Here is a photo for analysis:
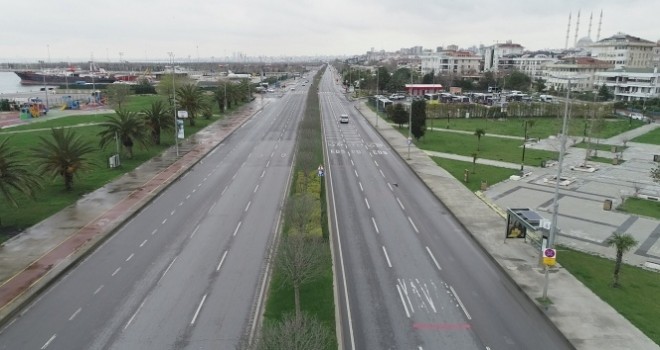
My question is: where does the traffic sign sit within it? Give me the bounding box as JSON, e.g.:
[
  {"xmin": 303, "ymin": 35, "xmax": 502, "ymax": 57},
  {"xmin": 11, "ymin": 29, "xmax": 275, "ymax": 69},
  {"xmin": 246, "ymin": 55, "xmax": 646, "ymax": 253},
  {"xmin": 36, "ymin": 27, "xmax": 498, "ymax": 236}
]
[{"xmin": 543, "ymin": 248, "xmax": 557, "ymax": 266}]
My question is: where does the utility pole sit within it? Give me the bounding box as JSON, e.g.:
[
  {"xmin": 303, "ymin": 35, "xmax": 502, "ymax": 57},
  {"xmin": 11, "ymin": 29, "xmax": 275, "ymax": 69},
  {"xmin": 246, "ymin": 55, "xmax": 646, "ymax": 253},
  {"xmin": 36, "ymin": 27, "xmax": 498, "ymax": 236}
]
[{"xmin": 407, "ymin": 71, "xmax": 413, "ymax": 160}]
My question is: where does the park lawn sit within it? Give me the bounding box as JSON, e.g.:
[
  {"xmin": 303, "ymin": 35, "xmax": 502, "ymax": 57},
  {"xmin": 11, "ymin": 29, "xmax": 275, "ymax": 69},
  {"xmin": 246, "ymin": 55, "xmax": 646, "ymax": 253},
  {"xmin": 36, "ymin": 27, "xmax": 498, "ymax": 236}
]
[
  {"xmin": 430, "ymin": 157, "xmax": 519, "ymax": 192},
  {"xmin": 557, "ymin": 248, "xmax": 660, "ymax": 345},
  {"xmin": 0, "ymin": 114, "xmax": 222, "ymax": 239},
  {"xmin": 632, "ymin": 126, "xmax": 660, "ymax": 145},
  {"xmin": 413, "ymin": 129, "xmax": 558, "ymax": 166},
  {"xmin": 0, "ymin": 113, "xmax": 113, "ymax": 132},
  {"xmin": 617, "ymin": 197, "xmax": 660, "ymax": 219},
  {"xmin": 428, "ymin": 117, "xmax": 646, "ymax": 139}
]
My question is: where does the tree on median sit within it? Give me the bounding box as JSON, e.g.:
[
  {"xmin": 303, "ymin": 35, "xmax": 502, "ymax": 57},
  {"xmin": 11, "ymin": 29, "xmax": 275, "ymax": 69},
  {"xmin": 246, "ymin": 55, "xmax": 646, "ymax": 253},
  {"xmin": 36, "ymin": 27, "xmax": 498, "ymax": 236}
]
[
  {"xmin": 276, "ymin": 235, "xmax": 329, "ymax": 321},
  {"xmin": 257, "ymin": 312, "xmax": 331, "ymax": 350}
]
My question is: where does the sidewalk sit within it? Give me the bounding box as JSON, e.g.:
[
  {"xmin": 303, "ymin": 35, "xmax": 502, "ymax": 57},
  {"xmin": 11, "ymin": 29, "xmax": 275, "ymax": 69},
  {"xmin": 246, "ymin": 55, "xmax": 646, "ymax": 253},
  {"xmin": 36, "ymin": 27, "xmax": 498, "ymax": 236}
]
[
  {"xmin": 355, "ymin": 101, "xmax": 659, "ymax": 350},
  {"xmin": 0, "ymin": 102, "xmax": 263, "ymax": 322}
]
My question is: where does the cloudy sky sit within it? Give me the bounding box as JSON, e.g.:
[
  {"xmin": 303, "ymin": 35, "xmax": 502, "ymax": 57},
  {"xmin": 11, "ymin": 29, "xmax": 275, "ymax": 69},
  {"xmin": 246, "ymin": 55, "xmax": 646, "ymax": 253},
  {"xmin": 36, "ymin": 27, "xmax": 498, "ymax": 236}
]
[{"xmin": 1, "ymin": 0, "xmax": 657, "ymax": 62}]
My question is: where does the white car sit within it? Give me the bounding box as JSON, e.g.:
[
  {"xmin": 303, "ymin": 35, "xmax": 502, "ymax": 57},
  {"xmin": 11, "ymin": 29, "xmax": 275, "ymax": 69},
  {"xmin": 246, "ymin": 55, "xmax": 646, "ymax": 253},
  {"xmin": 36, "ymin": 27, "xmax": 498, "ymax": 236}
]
[{"xmin": 339, "ymin": 114, "xmax": 349, "ymax": 124}]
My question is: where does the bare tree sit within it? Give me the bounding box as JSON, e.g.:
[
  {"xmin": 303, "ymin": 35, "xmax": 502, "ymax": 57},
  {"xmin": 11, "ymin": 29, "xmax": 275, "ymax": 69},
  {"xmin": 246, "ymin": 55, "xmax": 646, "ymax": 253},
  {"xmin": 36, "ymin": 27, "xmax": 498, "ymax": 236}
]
[
  {"xmin": 286, "ymin": 193, "xmax": 317, "ymax": 235},
  {"xmin": 257, "ymin": 312, "xmax": 331, "ymax": 350},
  {"xmin": 105, "ymin": 84, "xmax": 132, "ymax": 109},
  {"xmin": 276, "ymin": 235, "xmax": 329, "ymax": 320}
]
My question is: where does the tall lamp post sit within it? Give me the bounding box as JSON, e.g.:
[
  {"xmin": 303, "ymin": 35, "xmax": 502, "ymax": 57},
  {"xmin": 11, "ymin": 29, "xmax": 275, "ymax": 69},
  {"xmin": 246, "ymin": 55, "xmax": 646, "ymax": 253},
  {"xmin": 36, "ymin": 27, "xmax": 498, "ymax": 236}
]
[
  {"xmin": 375, "ymin": 66, "xmax": 379, "ymax": 128},
  {"xmin": 407, "ymin": 70, "xmax": 413, "ymax": 160},
  {"xmin": 543, "ymin": 75, "xmax": 584, "ymax": 299},
  {"xmin": 168, "ymin": 52, "xmax": 179, "ymax": 157}
]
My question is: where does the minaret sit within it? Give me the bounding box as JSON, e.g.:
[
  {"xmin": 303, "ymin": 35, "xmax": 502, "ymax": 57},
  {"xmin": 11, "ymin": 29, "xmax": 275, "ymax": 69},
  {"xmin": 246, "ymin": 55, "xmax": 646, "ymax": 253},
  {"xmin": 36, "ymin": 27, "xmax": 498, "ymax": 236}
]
[
  {"xmin": 574, "ymin": 10, "xmax": 581, "ymax": 47},
  {"xmin": 565, "ymin": 12, "xmax": 572, "ymax": 49},
  {"xmin": 587, "ymin": 12, "xmax": 593, "ymax": 39},
  {"xmin": 597, "ymin": 10, "xmax": 603, "ymax": 41}
]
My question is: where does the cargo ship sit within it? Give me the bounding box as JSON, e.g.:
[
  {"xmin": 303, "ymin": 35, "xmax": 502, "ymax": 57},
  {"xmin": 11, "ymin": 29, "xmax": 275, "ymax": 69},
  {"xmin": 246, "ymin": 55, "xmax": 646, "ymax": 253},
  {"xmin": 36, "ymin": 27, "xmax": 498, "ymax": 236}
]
[{"xmin": 13, "ymin": 63, "xmax": 116, "ymax": 86}]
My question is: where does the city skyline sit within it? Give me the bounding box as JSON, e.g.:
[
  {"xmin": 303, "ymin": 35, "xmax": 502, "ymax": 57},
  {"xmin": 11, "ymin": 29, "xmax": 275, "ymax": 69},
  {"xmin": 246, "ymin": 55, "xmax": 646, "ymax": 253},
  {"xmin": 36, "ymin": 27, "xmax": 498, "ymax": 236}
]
[{"xmin": 1, "ymin": 0, "xmax": 658, "ymax": 63}]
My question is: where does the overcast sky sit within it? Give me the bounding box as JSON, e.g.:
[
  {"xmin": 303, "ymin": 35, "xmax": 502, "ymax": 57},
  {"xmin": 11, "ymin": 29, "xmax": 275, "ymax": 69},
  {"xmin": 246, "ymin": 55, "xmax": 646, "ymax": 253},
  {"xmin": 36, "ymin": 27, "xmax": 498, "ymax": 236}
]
[{"xmin": 1, "ymin": 0, "xmax": 658, "ymax": 63}]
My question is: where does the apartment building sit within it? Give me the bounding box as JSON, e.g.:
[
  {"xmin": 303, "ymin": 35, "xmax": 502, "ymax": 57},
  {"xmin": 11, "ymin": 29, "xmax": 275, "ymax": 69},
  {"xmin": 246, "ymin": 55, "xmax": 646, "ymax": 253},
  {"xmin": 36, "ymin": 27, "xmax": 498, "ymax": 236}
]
[
  {"xmin": 594, "ymin": 67, "xmax": 660, "ymax": 101},
  {"xmin": 420, "ymin": 50, "xmax": 481, "ymax": 76},
  {"xmin": 543, "ymin": 57, "xmax": 613, "ymax": 91},
  {"xmin": 589, "ymin": 33, "xmax": 656, "ymax": 69},
  {"xmin": 484, "ymin": 41, "xmax": 524, "ymax": 72}
]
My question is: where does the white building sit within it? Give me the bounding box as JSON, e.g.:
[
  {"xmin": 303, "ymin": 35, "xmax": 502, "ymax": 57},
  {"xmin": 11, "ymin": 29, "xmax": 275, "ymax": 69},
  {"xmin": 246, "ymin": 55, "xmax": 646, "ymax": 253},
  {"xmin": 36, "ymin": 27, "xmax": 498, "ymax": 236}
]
[
  {"xmin": 543, "ymin": 57, "xmax": 613, "ymax": 91},
  {"xmin": 484, "ymin": 41, "xmax": 524, "ymax": 72},
  {"xmin": 420, "ymin": 51, "xmax": 481, "ymax": 76},
  {"xmin": 511, "ymin": 53, "xmax": 558, "ymax": 79},
  {"xmin": 589, "ymin": 33, "xmax": 656, "ymax": 69},
  {"xmin": 594, "ymin": 67, "xmax": 660, "ymax": 101}
]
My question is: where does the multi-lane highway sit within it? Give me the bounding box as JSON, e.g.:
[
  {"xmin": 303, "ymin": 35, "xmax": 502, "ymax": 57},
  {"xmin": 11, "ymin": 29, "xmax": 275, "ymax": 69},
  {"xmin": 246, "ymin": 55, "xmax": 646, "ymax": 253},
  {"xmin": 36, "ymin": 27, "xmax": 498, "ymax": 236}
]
[
  {"xmin": 321, "ymin": 67, "xmax": 573, "ymax": 350},
  {"xmin": 0, "ymin": 78, "xmax": 312, "ymax": 349}
]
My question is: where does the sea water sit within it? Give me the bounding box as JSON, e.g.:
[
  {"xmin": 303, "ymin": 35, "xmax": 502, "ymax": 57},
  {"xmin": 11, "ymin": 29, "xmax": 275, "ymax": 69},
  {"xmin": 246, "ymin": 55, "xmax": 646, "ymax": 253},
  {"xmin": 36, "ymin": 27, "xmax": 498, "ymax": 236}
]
[{"xmin": 0, "ymin": 71, "xmax": 57, "ymax": 95}]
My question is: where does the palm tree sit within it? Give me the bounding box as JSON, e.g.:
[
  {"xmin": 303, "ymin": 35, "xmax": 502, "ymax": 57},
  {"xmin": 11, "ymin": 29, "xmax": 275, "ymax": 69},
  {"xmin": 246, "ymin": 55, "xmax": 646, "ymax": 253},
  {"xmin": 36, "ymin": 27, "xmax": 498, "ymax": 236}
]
[
  {"xmin": 142, "ymin": 100, "xmax": 172, "ymax": 145},
  {"xmin": 0, "ymin": 137, "xmax": 42, "ymax": 208},
  {"xmin": 471, "ymin": 152, "xmax": 478, "ymax": 174},
  {"xmin": 98, "ymin": 110, "xmax": 149, "ymax": 159},
  {"xmin": 474, "ymin": 128, "xmax": 486, "ymax": 151},
  {"xmin": 604, "ymin": 232, "xmax": 638, "ymax": 288},
  {"xmin": 176, "ymin": 84, "xmax": 206, "ymax": 126},
  {"xmin": 31, "ymin": 128, "xmax": 96, "ymax": 191}
]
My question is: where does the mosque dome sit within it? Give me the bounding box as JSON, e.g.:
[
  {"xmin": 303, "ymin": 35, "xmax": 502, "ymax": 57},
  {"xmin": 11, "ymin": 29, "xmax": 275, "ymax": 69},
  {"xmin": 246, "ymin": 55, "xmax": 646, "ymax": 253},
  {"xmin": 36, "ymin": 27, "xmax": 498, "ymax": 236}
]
[{"xmin": 576, "ymin": 36, "xmax": 593, "ymax": 48}]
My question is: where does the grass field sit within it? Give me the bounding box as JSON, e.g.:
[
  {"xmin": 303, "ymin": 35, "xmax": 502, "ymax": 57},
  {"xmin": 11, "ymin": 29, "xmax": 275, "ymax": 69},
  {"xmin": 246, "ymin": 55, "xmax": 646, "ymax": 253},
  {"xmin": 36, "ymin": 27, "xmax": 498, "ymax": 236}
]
[
  {"xmin": 410, "ymin": 128, "xmax": 559, "ymax": 166},
  {"xmin": 617, "ymin": 197, "xmax": 660, "ymax": 219},
  {"xmin": 632, "ymin": 126, "xmax": 660, "ymax": 145},
  {"xmin": 557, "ymin": 248, "xmax": 660, "ymax": 345},
  {"xmin": 426, "ymin": 116, "xmax": 646, "ymax": 139},
  {"xmin": 0, "ymin": 93, "xmax": 227, "ymax": 240},
  {"xmin": 430, "ymin": 157, "xmax": 519, "ymax": 192}
]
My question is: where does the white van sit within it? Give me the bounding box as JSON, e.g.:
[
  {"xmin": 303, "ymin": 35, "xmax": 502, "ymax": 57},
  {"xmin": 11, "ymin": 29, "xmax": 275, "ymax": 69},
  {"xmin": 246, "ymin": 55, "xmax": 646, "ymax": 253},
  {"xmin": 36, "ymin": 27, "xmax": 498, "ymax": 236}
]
[{"xmin": 539, "ymin": 95, "xmax": 553, "ymax": 103}]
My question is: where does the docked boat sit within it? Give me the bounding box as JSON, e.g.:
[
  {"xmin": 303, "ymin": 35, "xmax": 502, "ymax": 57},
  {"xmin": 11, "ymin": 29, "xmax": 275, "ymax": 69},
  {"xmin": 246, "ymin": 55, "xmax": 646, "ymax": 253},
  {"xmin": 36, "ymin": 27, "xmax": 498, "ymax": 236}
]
[{"xmin": 13, "ymin": 63, "xmax": 116, "ymax": 86}]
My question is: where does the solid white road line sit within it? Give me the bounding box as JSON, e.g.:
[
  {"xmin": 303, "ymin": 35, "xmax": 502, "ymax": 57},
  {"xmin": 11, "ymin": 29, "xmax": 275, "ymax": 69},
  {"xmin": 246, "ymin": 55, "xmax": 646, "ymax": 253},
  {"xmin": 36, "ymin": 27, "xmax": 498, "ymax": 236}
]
[
  {"xmin": 382, "ymin": 246, "xmax": 392, "ymax": 268},
  {"xmin": 408, "ymin": 216, "xmax": 419, "ymax": 233},
  {"xmin": 125, "ymin": 253, "xmax": 134, "ymax": 262},
  {"xmin": 159, "ymin": 257, "xmax": 177, "ymax": 283},
  {"xmin": 191, "ymin": 225, "xmax": 200, "ymax": 238},
  {"xmin": 364, "ymin": 198, "xmax": 370, "ymax": 209},
  {"xmin": 124, "ymin": 300, "xmax": 146, "ymax": 330},
  {"xmin": 216, "ymin": 251, "xmax": 228, "ymax": 271},
  {"xmin": 450, "ymin": 286, "xmax": 472, "ymax": 320},
  {"xmin": 426, "ymin": 247, "xmax": 442, "ymax": 271},
  {"xmin": 190, "ymin": 294, "xmax": 207, "ymax": 325},
  {"xmin": 41, "ymin": 334, "xmax": 56, "ymax": 349}
]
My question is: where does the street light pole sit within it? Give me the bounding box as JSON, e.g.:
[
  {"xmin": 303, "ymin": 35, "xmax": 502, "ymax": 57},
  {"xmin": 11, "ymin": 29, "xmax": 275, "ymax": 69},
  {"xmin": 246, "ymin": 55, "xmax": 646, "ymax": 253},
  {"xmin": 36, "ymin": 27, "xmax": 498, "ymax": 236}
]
[
  {"xmin": 168, "ymin": 52, "xmax": 179, "ymax": 157},
  {"xmin": 376, "ymin": 67, "xmax": 379, "ymax": 128},
  {"xmin": 407, "ymin": 70, "xmax": 413, "ymax": 160}
]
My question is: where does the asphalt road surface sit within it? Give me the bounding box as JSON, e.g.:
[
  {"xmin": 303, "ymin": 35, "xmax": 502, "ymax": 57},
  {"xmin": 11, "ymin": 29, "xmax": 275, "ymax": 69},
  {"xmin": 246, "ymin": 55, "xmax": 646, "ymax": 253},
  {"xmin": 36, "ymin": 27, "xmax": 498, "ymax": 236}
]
[
  {"xmin": 0, "ymin": 79, "xmax": 312, "ymax": 349},
  {"xmin": 322, "ymin": 67, "xmax": 573, "ymax": 350}
]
